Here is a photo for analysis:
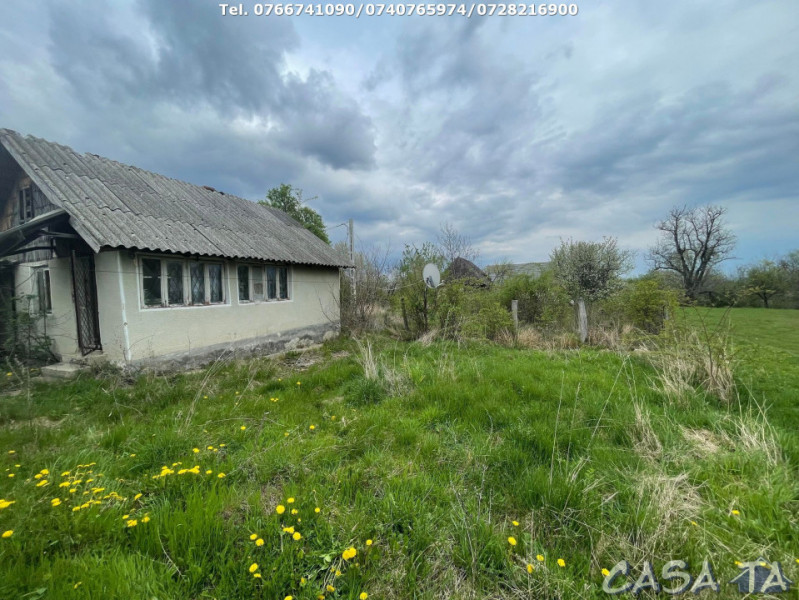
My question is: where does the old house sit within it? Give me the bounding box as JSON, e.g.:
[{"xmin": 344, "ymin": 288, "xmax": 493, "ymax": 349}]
[{"xmin": 0, "ymin": 129, "xmax": 349, "ymax": 367}]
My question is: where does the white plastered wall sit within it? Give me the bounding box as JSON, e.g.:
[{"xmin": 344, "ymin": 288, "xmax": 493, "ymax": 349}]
[{"xmin": 94, "ymin": 250, "xmax": 341, "ymax": 364}]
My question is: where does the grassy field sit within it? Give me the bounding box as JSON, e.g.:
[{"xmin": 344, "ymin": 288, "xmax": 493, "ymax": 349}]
[{"xmin": 1, "ymin": 309, "xmax": 798, "ymax": 599}]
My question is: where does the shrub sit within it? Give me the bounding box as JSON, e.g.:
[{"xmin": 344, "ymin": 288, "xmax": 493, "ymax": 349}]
[
  {"xmin": 495, "ymin": 272, "xmax": 571, "ymax": 329},
  {"xmin": 620, "ymin": 277, "xmax": 679, "ymax": 334},
  {"xmin": 436, "ymin": 283, "xmax": 513, "ymax": 341}
]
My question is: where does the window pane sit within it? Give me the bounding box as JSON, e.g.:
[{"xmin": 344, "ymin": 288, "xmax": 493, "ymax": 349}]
[
  {"xmin": 238, "ymin": 265, "xmax": 250, "ymax": 301},
  {"xmin": 278, "ymin": 267, "xmax": 288, "ymax": 300},
  {"xmin": 43, "ymin": 270, "xmax": 52, "ymax": 312},
  {"xmin": 167, "ymin": 262, "xmax": 184, "ymax": 305},
  {"xmin": 208, "ymin": 264, "xmax": 223, "ymax": 303},
  {"xmin": 36, "ymin": 270, "xmax": 51, "ymax": 313},
  {"xmin": 266, "ymin": 266, "xmax": 276, "ymax": 300},
  {"xmin": 253, "ymin": 268, "xmax": 264, "ymax": 301},
  {"xmin": 142, "ymin": 258, "xmax": 162, "ymax": 306},
  {"xmin": 190, "ymin": 262, "xmax": 205, "ymax": 304}
]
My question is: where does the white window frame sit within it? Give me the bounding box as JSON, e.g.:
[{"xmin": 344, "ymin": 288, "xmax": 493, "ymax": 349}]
[{"xmin": 139, "ymin": 255, "xmax": 227, "ymax": 309}]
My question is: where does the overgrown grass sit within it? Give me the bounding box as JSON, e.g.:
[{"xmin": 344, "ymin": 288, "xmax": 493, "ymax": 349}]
[{"xmin": 1, "ymin": 319, "xmax": 798, "ymax": 599}]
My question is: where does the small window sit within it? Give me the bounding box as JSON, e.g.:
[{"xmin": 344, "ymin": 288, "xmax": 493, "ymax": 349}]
[
  {"xmin": 266, "ymin": 266, "xmax": 277, "ymax": 300},
  {"xmin": 238, "ymin": 265, "xmax": 250, "ymax": 302},
  {"xmin": 142, "ymin": 258, "xmax": 162, "ymax": 307},
  {"xmin": 36, "ymin": 269, "xmax": 52, "ymax": 314},
  {"xmin": 190, "ymin": 262, "xmax": 205, "ymax": 305},
  {"xmin": 208, "ymin": 264, "xmax": 223, "ymax": 303},
  {"xmin": 167, "ymin": 261, "xmax": 184, "ymax": 305},
  {"xmin": 18, "ymin": 187, "xmax": 33, "ymax": 223},
  {"xmin": 278, "ymin": 266, "xmax": 289, "ymax": 300},
  {"xmin": 253, "ymin": 271, "xmax": 264, "ymax": 302}
]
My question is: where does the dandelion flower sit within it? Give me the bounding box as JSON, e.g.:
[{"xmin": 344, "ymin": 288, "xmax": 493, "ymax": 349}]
[
  {"xmin": 122, "ymin": 514, "xmax": 130, "ymax": 519},
  {"xmin": 507, "ymin": 537, "xmax": 517, "ymax": 546},
  {"xmin": 335, "ymin": 570, "xmax": 342, "ymax": 577},
  {"xmin": 51, "ymin": 498, "xmax": 62, "ymax": 507},
  {"xmin": 512, "ymin": 520, "xmax": 519, "ymax": 526},
  {"xmin": 536, "ymin": 554, "xmax": 544, "ymax": 562},
  {"xmin": 193, "ymin": 448, "xmax": 200, "ymax": 453},
  {"xmin": 284, "ymin": 432, "xmax": 289, "ymax": 437},
  {"xmin": 130, "ymin": 453, "xmax": 136, "ymax": 457},
  {"xmin": 734, "ymin": 561, "xmax": 742, "ymax": 567},
  {"xmin": 291, "ymin": 508, "xmax": 298, "ymax": 515},
  {"xmin": 284, "ymin": 597, "xmax": 293, "ymax": 600},
  {"xmin": 41, "ymin": 469, "xmax": 50, "ymax": 475},
  {"xmin": 217, "ymin": 472, "xmax": 226, "ymax": 478},
  {"xmin": 690, "ymin": 521, "xmax": 698, "ymax": 526},
  {"xmin": 240, "ymin": 426, "xmax": 247, "ymax": 431},
  {"xmin": 296, "ymin": 381, "xmax": 301, "ymax": 386},
  {"xmin": 0, "ymin": 499, "xmax": 15, "ymax": 509},
  {"xmin": 127, "ymin": 519, "xmax": 138, "ymax": 527},
  {"xmin": 142, "ymin": 515, "xmax": 150, "ymax": 523},
  {"xmin": 527, "ymin": 564, "xmax": 534, "ymax": 573},
  {"xmin": 249, "ymin": 563, "xmax": 259, "ymax": 573},
  {"xmin": 36, "ymin": 480, "xmax": 49, "ymax": 487},
  {"xmin": 276, "ymin": 505, "xmax": 286, "ymax": 514},
  {"xmin": 287, "ymin": 498, "xmax": 295, "ymax": 504},
  {"xmin": 342, "ymin": 547, "xmax": 357, "ymax": 560},
  {"xmin": 293, "ymin": 532, "xmax": 302, "ymax": 541},
  {"xmin": 73, "ymin": 582, "xmax": 82, "ymax": 589},
  {"xmin": 134, "ymin": 493, "xmax": 142, "ymax": 501},
  {"xmin": 7, "ymin": 474, "xmax": 14, "ymax": 478},
  {"xmin": 602, "ymin": 568, "xmax": 610, "ymax": 576},
  {"xmin": 256, "ymin": 538, "xmax": 265, "ymax": 546},
  {"xmin": 250, "ymin": 533, "xmax": 258, "ymax": 540},
  {"xmin": 360, "ymin": 594, "xmax": 368, "ymax": 600},
  {"xmin": 206, "ymin": 470, "xmax": 213, "ymax": 475},
  {"xmin": 731, "ymin": 509, "xmax": 740, "ymax": 516},
  {"xmin": 253, "ymin": 573, "xmax": 261, "ymax": 579},
  {"xmin": 557, "ymin": 558, "xmax": 566, "ymax": 567},
  {"xmin": 300, "ymin": 577, "xmax": 306, "ymax": 585},
  {"xmin": 366, "ymin": 539, "xmax": 373, "ymax": 546},
  {"xmin": 326, "ymin": 585, "xmax": 336, "ymax": 593},
  {"xmin": 7, "ymin": 450, "xmax": 14, "ymax": 454},
  {"xmin": 283, "ymin": 526, "xmax": 295, "ymax": 534},
  {"xmin": 309, "ymin": 425, "xmax": 315, "ymax": 430},
  {"xmin": 314, "ymin": 507, "xmax": 320, "ymax": 513}
]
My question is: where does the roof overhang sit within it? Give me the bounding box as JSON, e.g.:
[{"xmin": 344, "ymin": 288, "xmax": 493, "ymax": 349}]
[{"xmin": 0, "ymin": 209, "xmax": 68, "ymax": 258}]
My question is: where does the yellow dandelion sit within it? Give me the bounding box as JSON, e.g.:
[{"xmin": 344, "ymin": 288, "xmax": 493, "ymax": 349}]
[
  {"xmin": 287, "ymin": 497, "xmax": 295, "ymax": 504},
  {"xmin": 51, "ymin": 498, "xmax": 62, "ymax": 507},
  {"xmin": 309, "ymin": 425, "xmax": 315, "ymax": 430},
  {"xmin": 126, "ymin": 519, "xmax": 138, "ymax": 527},
  {"xmin": 220, "ymin": 443, "xmax": 226, "ymax": 447},
  {"xmin": 122, "ymin": 514, "xmax": 129, "ymax": 519},
  {"xmin": 735, "ymin": 561, "xmax": 742, "ymax": 566},
  {"xmin": 206, "ymin": 470, "xmax": 213, "ymax": 475},
  {"xmin": 240, "ymin": 426, "xmax": 246, "ymax": 431},
  {"xmin": 217, "ymin": 472, "xmax": 226, "ymax": 478},
  {"xmin": 291, "ymin": 508, "xmax": 298, "ymax": 515},
  {"xmin": 300, "ymin": 577, "xmax": 306, "ymax": 585},
  {"xmin": 315, "ymin": 507, "xmax": 321, "ymax": 513},
  {"xmin": 527, "ymin": 564, "xmax": 534, "ymax": 573},
  {"xmin": 249, "ymin": 563, "xmax": 259, "ymax": 573},
  {"xmin": 0, "ymin": 499, "xmax": 14, "ymax": 509},
  {"xmin": 507, "ymin": 537, "xmax": 517, "ymax": 546},
  {"xmin": 249, "ymin": 533, "xmax": 258, "ymax": 540},
  {"xmin": 276, "ymin": 505, "xmax": 286, "ymax": 514},
  {"xmin": 41, "ymin": 469, "xmax": 49, "ymax": 475},
  {"xmin": 342, "ymin": 546, "xmax": 357, "ymax": 560},
  {"xmin": 207, "ymin": 446, "xmax": 214, "ymax": 450},
  {"xmin": 256, "ymin": 538, "xmax": 265, "ymax": 546},
  {"xmin": 731, "ymin": 509, "xmax": 740, "ymax": 516},
  {"xmin": 690, "ymin": 520, "xmax": 698, "ymax": 526},
  {"xmin": 134, "ymin": 493, "xmax": 142, "ymax": 501},
  {"xmin": 60, "ymin": 471, "xmax": 70, "ymax": 477},
  {"xmin": 335, "ymin": 569, "xmax": 342, "ymax": 577},
  {"xmin": 130, "ymin": 453, "xmax": 136, "ymax": 457},
  {"xmin": 284, "ymin": 597, "xmax": 293, "ymax": 600},
  {"xmin": 7, "ymin": 474, "xmax": 14, "ymax": 478},
  {"xmin": 512, "ymin": 520, "xmax": 519, "ymax": 526},
  {"xmin": 360, "ymin": 594, "xmax": 368, "ymax": 600},
  {"xmin": 557, "ymin": 558, "xmax": 566, "ymax": 567},
  {"xmin": 331, "ymin": 415, "xmax": 336, "ymax": 421},
  {"xmin": 73, "ymin": 582, "xmax": 82, "ymax": 589},
  {"xmin": 36, "ymin": 480, "xmax": 49, "ymax": 487},
  {"xmin": 253, "ymin": 573, "xmax": 262, "ymax": 579},
  {"xmin": 142, "ymin": 515, "xmax": 150, "ymax": 523},
  {"xmin": 7, "ymin": 450, "xmax": 14, "ymax": 454},
  {"xmin": 536, "ymin": 554, "xmax": 544, "ymax": 562},
  {"xmin": 366, "ymin": 539, "xmax": 373, "ymax": 546},
  {"xmin": 602, "ymin": 568, "xmax": 610, "ymax": 576},
  {"xmin": 284, "ymin": 432, "xmax": 289, "ymax": 437},
  {"xmin": 34, "ymin": 473, "xmax": 42, "ymax": 479},
  {"xmin": 193, "ymin": 448, "xmax": 200, "ymax": 453},
  {"xmin": 293, "ymin": 531, "xmax": 302, "ymax": 541},
  {"xmin": 283, "ymin": 526, "xmax": 295, "ymax": 534},
  {"xmin": 296, "ymin": 381, "xmax": 301, "ymax": 386},
  {"xmin": 326, "ymin": 584, "xmax": 336, "ymax": 593}
]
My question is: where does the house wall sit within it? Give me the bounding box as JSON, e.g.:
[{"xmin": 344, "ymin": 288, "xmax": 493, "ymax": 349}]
[
  {"xmin": 13, "ymin": 257, "xmax": 80, "ymax": 359},
  {"xmin": 94, "ymin": 250, "xmax": 340, "ymax": 367}
]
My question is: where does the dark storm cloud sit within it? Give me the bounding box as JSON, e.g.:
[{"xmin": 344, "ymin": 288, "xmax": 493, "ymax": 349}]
[{"xmin": 45, "ymin": 0, "xmax": 375, "ymax": 171}]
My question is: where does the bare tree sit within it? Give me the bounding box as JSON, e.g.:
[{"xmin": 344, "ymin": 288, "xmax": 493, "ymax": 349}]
[
  {"xmin": 437, "ymin": 222, "xmax": 479, "ymax": 265},
  {"xmin": 332, "ymin": 241, "xmax": 392, "ymax": 333},
  {"xmin": 648, "ymin": 205, "xmax": 736, "ymax": 301}
]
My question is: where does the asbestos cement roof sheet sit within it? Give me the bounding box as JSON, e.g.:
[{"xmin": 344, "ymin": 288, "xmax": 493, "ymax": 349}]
[{"xmin": 0, "ymin": 129, "xmax": 351, "ymax": 268}]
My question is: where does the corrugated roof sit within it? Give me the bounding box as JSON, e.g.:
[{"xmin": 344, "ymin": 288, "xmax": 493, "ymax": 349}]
[{"xmin": 0, "ymin": 129, "xmax": 351, "ymax": 268}]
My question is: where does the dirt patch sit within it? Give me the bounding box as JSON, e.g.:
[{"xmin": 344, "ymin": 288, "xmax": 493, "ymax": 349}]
[{"xmin": 6, "ymin": 415, "xmax": 66, "ymax": 430}]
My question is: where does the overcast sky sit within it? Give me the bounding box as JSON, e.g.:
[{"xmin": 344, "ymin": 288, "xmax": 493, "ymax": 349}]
[{"xmin": 1, "ymin": 0, "xmax": 796, "ymax": 271}]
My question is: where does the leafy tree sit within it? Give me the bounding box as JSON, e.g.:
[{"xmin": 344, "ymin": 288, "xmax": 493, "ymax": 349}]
[
  {"xmin": 647, "ymin": 205, "xmax": 736, "ymax": 300},
  {"xmin": 260, "ymin": 183, "xmax": 330, "ymax": 243},
  {"xmin": 550, "ymin": 237, "xmax": 633, "ymax": 341},
  {"xmin": 742, "ymin": 260, "xmax": 786, "ymax": 308},
  {"xmin": 392, "ymin": 242, "xmax": 445, "ymax": 335}
]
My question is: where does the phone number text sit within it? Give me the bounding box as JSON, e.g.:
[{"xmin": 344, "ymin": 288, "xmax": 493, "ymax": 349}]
[{"xmin": 219, "ymin": 3, "xmax": 579, "ymax": 17}]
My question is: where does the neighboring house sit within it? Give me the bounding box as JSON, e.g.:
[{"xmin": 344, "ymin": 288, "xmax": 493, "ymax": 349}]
[
  {"xmin": 485, "ymin": 261, "xmax": 550, "ymax": 283},
  {"xmin": 0, "ymin": 129, "xmax": 350, "ymax": 367},
  {"xmin": 445, "ymin": 257, "xmax": 491, "ymax": 287}
]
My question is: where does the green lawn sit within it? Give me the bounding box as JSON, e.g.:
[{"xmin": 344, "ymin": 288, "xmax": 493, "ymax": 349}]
[{"xmin": 1, "ymin": 314, "xmax": 798, "ymax": 599}]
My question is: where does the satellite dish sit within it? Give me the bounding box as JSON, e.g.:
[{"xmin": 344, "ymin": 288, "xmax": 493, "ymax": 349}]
[{"xmin": 422, "ymin": 263, "xmax": 441, "ymax": 289}]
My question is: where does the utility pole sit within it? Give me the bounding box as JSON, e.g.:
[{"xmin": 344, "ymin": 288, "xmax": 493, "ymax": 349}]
[{"xmin": 348, "ymin": 218, "xmax": 356, "ymax": 304}]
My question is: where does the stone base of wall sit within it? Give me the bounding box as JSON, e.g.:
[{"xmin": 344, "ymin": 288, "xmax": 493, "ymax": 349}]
[{"xmin": 94, "ymin": 321, "xmax": 340, "ymax": 372}]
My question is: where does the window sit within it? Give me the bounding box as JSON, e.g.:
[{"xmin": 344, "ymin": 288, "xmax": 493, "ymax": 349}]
[
  {"xmin": 141, "ymin": 257, "xmax": 225, "ymax": 308},
  {"xmin": 265, "ymin": 265, "xmax": 290, "ymax": 301},
  {"xmin": 36, "ymin": 269, "xmax": 52, "ymax": 314},
  {"xmin": 142, "ymin": 258, "xmax": 162, "ymax": 307},
  {"xmin": 18, "ymin": 187, "xmax": 33, "ymax": 223},
  {"xmin": 167, "ymin": 262, "xmax": 184, "ymax": 305},
  {"xmin": 238, "ymin": 265, "xmax": 250, "ymax": 302}
]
